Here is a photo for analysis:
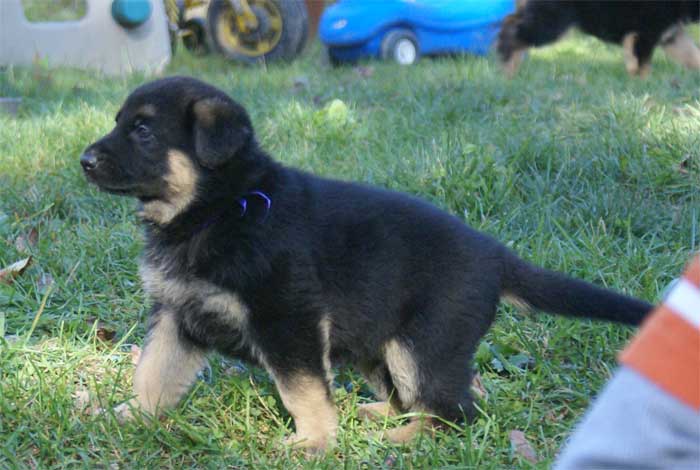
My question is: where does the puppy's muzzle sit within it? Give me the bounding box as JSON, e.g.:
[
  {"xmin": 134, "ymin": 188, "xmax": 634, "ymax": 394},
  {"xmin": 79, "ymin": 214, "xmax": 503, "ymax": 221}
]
[{"xmin": 80, "ymin": 152, "xmax": 99, "ymax": 172}]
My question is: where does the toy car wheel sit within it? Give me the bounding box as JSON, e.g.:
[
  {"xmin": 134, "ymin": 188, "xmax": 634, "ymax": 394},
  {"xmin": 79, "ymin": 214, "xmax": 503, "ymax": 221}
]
[
  {"xmin": 207, "ymin": 0, "xmax": 308, "ymax": 63},
  {"xmin": 381, "ymin": 29, "xmax": 419, "ymax": 65},
  {"xmin": 325, "ymin": 47, "xmax": 344, "ymax": 67},
  {"xmin": 182, "ymin": 19, "xmax": 210, "ymax": 56}
]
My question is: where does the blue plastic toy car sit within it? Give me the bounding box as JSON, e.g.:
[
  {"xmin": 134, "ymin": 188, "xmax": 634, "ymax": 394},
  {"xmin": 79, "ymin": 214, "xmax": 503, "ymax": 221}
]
[{"xmin": 319, "ymin": 0, "xmax": 516, "ymax": 65}]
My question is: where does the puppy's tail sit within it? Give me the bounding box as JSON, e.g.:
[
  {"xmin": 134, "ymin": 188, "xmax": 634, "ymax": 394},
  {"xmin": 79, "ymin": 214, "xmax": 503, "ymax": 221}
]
[{"xmin": 501, "ymin": 252, "xmax": 653, "ymax": 326}]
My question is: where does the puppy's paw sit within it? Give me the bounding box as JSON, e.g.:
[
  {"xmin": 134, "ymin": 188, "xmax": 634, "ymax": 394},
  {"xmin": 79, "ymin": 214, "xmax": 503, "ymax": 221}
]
[
  {"xmin": 374, "ymin": 417, "xmax": 436, "ymax": 444},
  {"xmin": 112, "ymin": 399, "xmax": 142, "ymax": 423},
  {"xmin": 282, "ymin": 432, "xmax": 333, "ymax": 455},
  {"xmin": 357, "ymin": 401, "xmax": 396, "ymax": 421},
  {"xmin": 503, "ymin": 50, "xmax": 525, "ymax": 78}
]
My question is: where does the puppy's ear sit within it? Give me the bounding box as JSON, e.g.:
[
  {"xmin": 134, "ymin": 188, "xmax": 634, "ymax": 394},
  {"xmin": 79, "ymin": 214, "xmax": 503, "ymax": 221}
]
[{"xmin": 192, "ymin": 97, "xmax": 253, "ymax": 169}]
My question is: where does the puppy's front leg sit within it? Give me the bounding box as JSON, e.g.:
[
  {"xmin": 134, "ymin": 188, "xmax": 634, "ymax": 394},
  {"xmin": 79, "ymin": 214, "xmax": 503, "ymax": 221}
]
[
  {"xmin": 273, "ymin": 372, "xmax": 338, "ymax": 453},
  {"xmin": 115, "ymin": 307, "xmax": 206, "ymax": 421}
]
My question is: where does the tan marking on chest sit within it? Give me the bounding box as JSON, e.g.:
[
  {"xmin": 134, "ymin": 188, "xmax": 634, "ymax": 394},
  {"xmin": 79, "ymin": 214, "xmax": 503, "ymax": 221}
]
[
  {"xmin": 139, "ymin": 150, "xmax": 198, "ymax": 225},
  {"xmin": 139, "ymin": 262, "xmax": 248, "ymax": 326}
]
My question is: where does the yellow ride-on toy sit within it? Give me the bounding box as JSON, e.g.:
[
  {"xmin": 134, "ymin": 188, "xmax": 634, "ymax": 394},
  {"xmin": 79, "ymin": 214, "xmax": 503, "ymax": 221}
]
[{"xmin": 167, "ymin": 0, "xmax": 308, "ymax": 63}]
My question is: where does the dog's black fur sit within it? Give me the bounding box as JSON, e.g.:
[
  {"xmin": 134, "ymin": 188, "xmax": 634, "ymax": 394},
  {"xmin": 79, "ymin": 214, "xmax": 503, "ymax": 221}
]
[
  {"xmin": 81, "ymin": 77, "xmax": 653, "ymax": 449},
  {"xmin": 498, "ymin": 0, "xmax": 700, "ymax": 75}
]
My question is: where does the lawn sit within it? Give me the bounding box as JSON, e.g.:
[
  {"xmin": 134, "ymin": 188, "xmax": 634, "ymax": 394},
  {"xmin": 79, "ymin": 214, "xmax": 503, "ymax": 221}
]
[{"xmin": 1, "ymin": 31, "xmax": 698, "ymax": 469}]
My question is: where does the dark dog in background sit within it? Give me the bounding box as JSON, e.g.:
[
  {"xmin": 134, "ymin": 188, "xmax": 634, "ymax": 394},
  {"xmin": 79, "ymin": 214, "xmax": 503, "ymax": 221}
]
[
  {"xmin": 80, "ymin": 77, "xmax": 652, "ymax": 452},
  {"xmin": 498, "ymin": 0, "xmax": 700, "ymax": 76}
]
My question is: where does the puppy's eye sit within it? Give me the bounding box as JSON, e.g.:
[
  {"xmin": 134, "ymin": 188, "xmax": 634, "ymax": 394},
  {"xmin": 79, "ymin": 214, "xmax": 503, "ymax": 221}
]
[{"xmin": 134, "ymin": 122, "xmax": 152, "ymax": 140}]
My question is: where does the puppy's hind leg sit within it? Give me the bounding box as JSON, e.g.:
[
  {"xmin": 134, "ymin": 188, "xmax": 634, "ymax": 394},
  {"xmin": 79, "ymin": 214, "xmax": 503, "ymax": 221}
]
[
  {"xmin": 662, "ymin": 26, "xmax": 700, "ymax": 70},
  {"xmin": 357, "ymin": 401, "xmax": 398, "ymax": 421},
  {"xmin": 357, "ymin": 360, "xmax": 401, "ymax": 422},
  {"xmin": 115, "ymin": 307, "xmax": 207, "ymax": 421},
  {"xmin": 379, "ymin": 412, "xmax": 436, "ymax": 444},
  {"xmin": 376, "ymin": 295, "xmax": 497, "ymax": 444}
]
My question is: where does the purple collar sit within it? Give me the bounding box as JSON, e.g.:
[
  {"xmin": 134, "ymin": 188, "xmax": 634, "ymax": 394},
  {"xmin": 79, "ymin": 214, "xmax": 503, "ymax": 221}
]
[
  {"xmin": 238, "ymin": 190, "xmax": 271, "ymax": 219},
  {"xmin": 195, "ymin": 190, "xmax": 271, "ymax": 234}
]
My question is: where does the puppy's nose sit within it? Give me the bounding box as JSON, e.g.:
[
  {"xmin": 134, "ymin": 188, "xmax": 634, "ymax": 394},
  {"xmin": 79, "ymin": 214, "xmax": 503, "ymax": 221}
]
[{"xmin": 80, "ymin": 153, "xmax": 98, "ymax": 171}]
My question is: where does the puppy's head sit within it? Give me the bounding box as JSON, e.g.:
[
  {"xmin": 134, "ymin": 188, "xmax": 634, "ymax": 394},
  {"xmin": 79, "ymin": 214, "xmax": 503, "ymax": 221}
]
[{"xmin": 80, "ymin": 76, "xmax": 254, "ymax": 224}]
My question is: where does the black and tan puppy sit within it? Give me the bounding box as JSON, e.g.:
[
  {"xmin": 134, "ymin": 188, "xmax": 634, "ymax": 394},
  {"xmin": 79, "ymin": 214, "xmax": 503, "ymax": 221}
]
[
  {"xmin": 81, "ymin": 77, "xmax": 652, "ymax": 451},
  {"xmin": 498, "ymin": 0, "xmax": 700, "ymax": 77}
]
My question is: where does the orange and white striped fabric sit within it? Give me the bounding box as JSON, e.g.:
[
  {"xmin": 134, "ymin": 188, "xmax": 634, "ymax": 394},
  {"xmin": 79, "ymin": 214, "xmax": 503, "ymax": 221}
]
[{"xmin": 620, "ymin": 255, "xmax": 700, "ymax": 411}]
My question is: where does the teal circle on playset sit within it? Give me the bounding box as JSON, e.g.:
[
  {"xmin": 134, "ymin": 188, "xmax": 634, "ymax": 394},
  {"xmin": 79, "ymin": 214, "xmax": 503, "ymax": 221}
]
[{"xmin": 112, "ymin": 0, "xmax": 152, "ymax": 28}]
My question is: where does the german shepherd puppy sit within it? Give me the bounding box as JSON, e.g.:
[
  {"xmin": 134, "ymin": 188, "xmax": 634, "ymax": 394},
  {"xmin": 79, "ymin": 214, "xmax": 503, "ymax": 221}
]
[
  {"xmin": 80, "ymin": 77, "xmax": 652, "ymax": 451},
  {"xmin": 498, "ymin": 0, "xmax": 700, "ymax": 77}
]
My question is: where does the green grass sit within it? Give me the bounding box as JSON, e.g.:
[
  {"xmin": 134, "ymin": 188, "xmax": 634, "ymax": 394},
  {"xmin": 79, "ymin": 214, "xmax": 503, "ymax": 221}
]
[{"xmin": 1, "ymin": 33, "xmax": 698, "ymax": 468}]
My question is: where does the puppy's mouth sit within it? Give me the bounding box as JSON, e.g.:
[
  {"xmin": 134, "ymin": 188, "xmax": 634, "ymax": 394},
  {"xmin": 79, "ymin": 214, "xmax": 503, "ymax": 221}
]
[
  {"xmin": 83, "ymin": 172, "xmax": 138, "ymax": 196},
  {"xmin": 82, "ymin": 164, "xmax": 161, "ymax": 199},
  {"xmin": 84, "ymin": 173, "xmax": 158, "ymax": 199},
  {"xmin": 99, "ymin": 186, "xmax": 138, "ymax": 196}
]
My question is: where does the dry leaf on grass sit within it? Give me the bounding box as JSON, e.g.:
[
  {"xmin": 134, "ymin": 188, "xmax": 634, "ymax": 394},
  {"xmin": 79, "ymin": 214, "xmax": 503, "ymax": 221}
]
[
  {"xmin": 73, "ymin": 389, "xmax": 91, "ymax": 411},
  {"xmin": 292, "ymin": 75, "xmax": 309, "ymax": 92},
  {"xmin": 14, "ymin": 227, "xmax": 39, "ymax": 253},
  {"xmin": 383, "ymin": 453, "xmax": 397, "ymax": 468},
  {"xmin": 73, "ymin": 389, "xmax": 103, "ymax": 416},
  {"xmin": 86, "ymin": 317, "xmax": 117, "ymax": 343},
  {"xmin": 354, "ymin": 65, "xmax": 374, "ymax": 78},
  {"xmin": 545, "ymin": 408, "xmax": 569, "ymax": 423},
  {"xmin": 96, "ymin": 327, "xmax": 116, "ymax": 343},
  {"xmin": 678, "ymin": 155, "xmax": 691, "ymax": 175},
  {"xmin": 509, "ymin": 430, "xmax": 538, "ymax": 464},
  {"xmin": 0, "ymin": 256, "xmax": 32, "ymax": 285},
  {"xmin": 470, "ymin": 372, "xmax": 488, "ymax": 400}
]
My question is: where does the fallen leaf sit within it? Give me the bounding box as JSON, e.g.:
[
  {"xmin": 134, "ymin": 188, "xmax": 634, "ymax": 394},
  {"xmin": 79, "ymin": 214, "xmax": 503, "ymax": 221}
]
[
  {"xmin": 96, "ymin": 327, "xmax": 116, "ymax": 343},
  {"xmin": 0, "ymin": 256, "xmax": 32, "ymax": 285},
  {"xmin": 14, "ymin": 228, "xmax": 39, "ymax": 253},
  {"xmin": 73, "ymin": 389, "xmax": 102, "ymax": 416},
  {"xmin": 73, "ymin": 389, "xmax": 91, "ymax": 411},
  {"xmin": 470, "ymin": 372, "xmax": 488, "ymax": 399},
  {"xmin": 509, "ymin": 430, "xmax": 538, "ymax": 464},
  {"xmin": 545, "ymin": 408, "xmax": 569, "ymax": 423},
  {"xmin": 678, "ymin": 155, "xmax": 691, "ymax": 175},
  {"xmin": 130, "ymin": 345, "xmax": 142, "ymax": 365},
  {"xmin": 383, "ymin": 453, "xmax": 397, "ymax": 468},
  {"xmin": 292, "ymin": 75, "xmax": 309, "ymax": 92},
  {"xmin": 86, "ymin": 317, "xmax": 116, "ymax": 343},
  {"xmin": 223, "ymin": 363, "xmax": 248, "ymax": 376},
  {"xmin": 354, "ymin": 65, "xmax": 374, "ymax": 78},
  {"xmin": 508, "ymin": 353, "xmax": 535, "ymax": 370},
  {"xmin": 643, "ymin": 96, "xmax": 658, "ymax": 109}
]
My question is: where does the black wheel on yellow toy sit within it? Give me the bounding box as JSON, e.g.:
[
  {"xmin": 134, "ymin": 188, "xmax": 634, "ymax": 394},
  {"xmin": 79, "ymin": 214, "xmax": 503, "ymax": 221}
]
[
  {"xmin": 207, "ymin": 0, "xmax": 308, "ymax": 64},
  {"xmin": 182, "ymin": 18, "xmax": 210, "ymax": 56}
]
